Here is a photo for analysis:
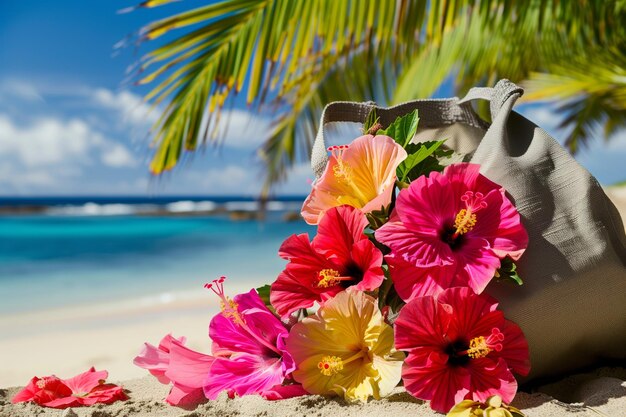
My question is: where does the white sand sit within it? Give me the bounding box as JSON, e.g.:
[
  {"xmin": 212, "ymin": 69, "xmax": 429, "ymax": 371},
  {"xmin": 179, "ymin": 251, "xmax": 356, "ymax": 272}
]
[
  {"xmin": 1, "ymin": 187, "xmax": 624, "ymax": 416},
  {"xmin": 1, "ymin": 368, "xmax": 625, "ymax": 417}
]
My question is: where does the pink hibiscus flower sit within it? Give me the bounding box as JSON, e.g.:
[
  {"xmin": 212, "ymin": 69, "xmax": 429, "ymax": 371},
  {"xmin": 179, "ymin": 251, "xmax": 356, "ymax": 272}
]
[
  {"xmin": 270, "ymin": 205, "xmax": 384, "ymax": 318},
  {"xmin": 394, "ymin": 287, "xmax": 530, "ymax": 413},
  {"xmin": 301, "ymin": 134, "xmax": 407, "ymax": 225},
  {"xmin": 134, "ymin": 334, "xmax": 188, "ymax": 384},
  {"xmin": 134, "ymin": 334, "xmax": 214, "ymax": 406},
  {"xmin": 376, "ymin": 163, "xmax": 528, "ymax": 296},
  {"xmin": 12, "ymin": 368, "xmax": 127, "ymax": 408},
  {"xmin": 203, "ymin": 278, "xmax": 303, "ymax": 400}
]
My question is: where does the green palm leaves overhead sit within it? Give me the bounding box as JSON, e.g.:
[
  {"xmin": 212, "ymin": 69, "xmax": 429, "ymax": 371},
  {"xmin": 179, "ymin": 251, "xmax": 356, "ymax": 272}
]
[{"xmin": 130, "ymin": 0, "xmax": 626, "ymax": 191}]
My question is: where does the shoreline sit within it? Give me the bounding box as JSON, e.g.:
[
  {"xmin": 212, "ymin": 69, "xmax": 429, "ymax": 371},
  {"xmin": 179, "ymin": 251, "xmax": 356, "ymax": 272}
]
[{"xmin": 0, "ymin": 282, "xmax": 258, "ymax": 387}]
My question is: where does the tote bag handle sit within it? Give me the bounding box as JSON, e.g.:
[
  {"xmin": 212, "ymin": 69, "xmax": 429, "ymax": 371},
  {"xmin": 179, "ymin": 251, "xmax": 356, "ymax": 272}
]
[{"xmin": 310, "ymin": 79, "xmax": 523, "ymax": 178}]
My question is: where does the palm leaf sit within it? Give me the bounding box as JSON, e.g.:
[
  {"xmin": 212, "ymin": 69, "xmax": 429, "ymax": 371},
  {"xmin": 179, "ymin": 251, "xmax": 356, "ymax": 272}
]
[{"xmin": 129, "ymin": 0, "xmax": 626, "ymax": 191}]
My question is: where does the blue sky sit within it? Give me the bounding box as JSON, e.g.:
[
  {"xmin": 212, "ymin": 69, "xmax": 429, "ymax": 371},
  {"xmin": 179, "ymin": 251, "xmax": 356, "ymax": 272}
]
[{"xmin": 0, "ymin": 1, "xmax": 623, "ymax": 197}]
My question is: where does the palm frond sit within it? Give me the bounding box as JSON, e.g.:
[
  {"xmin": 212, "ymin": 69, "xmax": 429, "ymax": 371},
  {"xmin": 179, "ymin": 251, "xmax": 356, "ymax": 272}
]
[
  {"xmin": 523, "ymin": 46, "xmax": 626, "ymax": 151},
  {"xmin": 129, "ymin": 0, "xmax": 626, "ymax": 191}
]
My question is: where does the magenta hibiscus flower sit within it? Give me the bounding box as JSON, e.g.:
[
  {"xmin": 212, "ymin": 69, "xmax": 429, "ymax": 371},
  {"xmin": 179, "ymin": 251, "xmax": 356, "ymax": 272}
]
[
  {"xmin": 203, "ymin": 278, "xmax": 301, "ymax": 400},
  {"xmin": 376, "ymin": 163, "xmax": 528, "ymax": 296},
  {"xmin": 270, "ymin": 205, "xmax": 384, "ymax": 318},
  {"xmin": 394, "ymin": 287, "xmax": 530, "ymax": 413},
  {"xmin": 134, "ymin": 279, "xmax": 306, "ymax": 405}
]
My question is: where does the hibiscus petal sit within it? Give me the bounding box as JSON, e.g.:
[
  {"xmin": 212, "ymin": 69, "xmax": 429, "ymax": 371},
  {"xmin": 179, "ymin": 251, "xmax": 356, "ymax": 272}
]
[
  {"xmin": 62, "ymin": 367, "xmax": 108, "ymax": 394},
  {"xmin": 203, "ymin": 354, "xmax": 285, "ymax": 400},
  {"xmin": 351, "ymin": 239, "xmax": 384, "ymax": 291},
  {"xmin": 467, "ymin": 189, "xmax": 503, "ymax": 239},
  {"xmin": 158, "ymin": 333, "xmax": 186, "ymax": 352},
  {"xmin": 166, "ymin": 384, "xmax": 207, "ymax": 406},
  {"xmin": 468, "ymin": 357, "xmax": 517, "ymax": 404},
  {"xmin": 209, "ymin": 313, "xmax": 264, "ymax": 356},
  {"xmin": 437, "ymin": 287, "xmax": 500, "ymax": 338},
  {"xmin": 376, "ymin": 220, "xmax": 454, "ymax": 267},
  {"xmin": 386, "ymin": 255, "xmax": 461, "ymax": 301},
  {"xmin": 41, "ymin": 396, "xmax": 81, "ymax": 409},
  {"xmin": 80, "ymin": 384, "xmax": 128, "ymax": 405},
  {"xmin": 133, "ymin": 343, "xmax": 171, "ymax": 384},
  {"xmin": 394, "ymin": 295, "xmax": 454, "ymax": 351},
  {"xmin": 402, "ymin": 349, "xmax": 471, "ymax": 413},
  {"xmin": 313, "ymin": 205, "xmax": 368, "ymax": 262},
  {"xmin": 454, "ymin": 238, "xmax": 502, "ymax": 294},
  {"xmin": 260, "ymin": 384, "xmax": 309, "ymax": 400},
  {"xmin": 398, "ymin": 172, "xmax": 456, "ymax": 234},
  {"xmin": 497, "ymin": 320, "xmax": 531, "ymax": 376},
  {"xmin": 370, "ymin": 325, "xmax": 405, "ymax": 398},
  {"xmin": 11, "ymin": 378, "xmax": 39, "ymax": 403},
  {"xmin": 234, "ymin": 290, "xmax": 288, "ymax": 350},
  {"xmin": 361, "ymin": 184, "xmax": 395, "ymax": 214},
  {"xmin": 278, "ymin": 233, "xmax": 326, "ymax": 265},
  {"xmin": 343, "ymin": 135, "xmax": 406, "ymax": 203},
  {"xmin": 165, "ymin": 339, "xmax": 214, "ymax": 389},
  {"xmin": 270, "ymin": 269, "xmax": 342, "ymax": 319},
  {"xmin": 443, "ymin": 163, "xmax": 502, "ymax": 197},
  {"xmin": 276, "ymin": 334, "xmax": 296, "ymax": 375},
  {"xmin": 490, "ymin": 194, "xmax": 529, "ymax": 260}
]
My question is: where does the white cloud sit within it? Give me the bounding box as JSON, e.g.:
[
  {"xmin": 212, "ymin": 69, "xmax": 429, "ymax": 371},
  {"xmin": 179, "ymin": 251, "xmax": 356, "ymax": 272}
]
[
  {"xmin": 274, "ymin": 163, "xmax": 313, "ymax": 195},
  {"xmin": 199, "ymin": 109, "xmax": 271, "ymax": 149},
  {"xmin": 0, "ymin": 115, "xmax": 98, "ymax": 167},
  {"xmin": 101, "ymin": 144, "xmax": 137, "ymax": 168},
  {"xmin": 0, "ymin": 80, "xmax": 44, "ymax": 103},
  {"xmin": 0, "ymin": 113, "xmax": 138, "ymax": 190},
  {"xmin": 92, "ymin": 88, "xmax": 159, "ymax": 127},
  {"xmin": 183, "ymin": 165, "xmax": 258, "ymax": 194}
]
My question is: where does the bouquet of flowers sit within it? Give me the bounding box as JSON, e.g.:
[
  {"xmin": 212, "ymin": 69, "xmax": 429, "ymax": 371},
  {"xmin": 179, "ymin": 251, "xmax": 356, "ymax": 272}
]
[{"xmin": 135, "ymin": 110, "xmax": 530, "ymax": 415}]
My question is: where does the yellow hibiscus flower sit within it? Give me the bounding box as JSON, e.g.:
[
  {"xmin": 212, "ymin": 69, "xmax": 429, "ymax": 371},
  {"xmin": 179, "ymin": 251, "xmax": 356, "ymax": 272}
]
[{"xmin": 285, "ymin": 288, "xmax": 404, "ymax": 402}]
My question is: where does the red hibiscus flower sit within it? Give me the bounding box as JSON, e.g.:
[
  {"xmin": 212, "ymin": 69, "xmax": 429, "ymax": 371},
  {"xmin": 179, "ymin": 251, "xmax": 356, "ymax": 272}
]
[
  {"xmin": 12, "ymin": 367, "xmax": 127, "ymax": 408},
  {"xmin": 271, "ymin": 205, "xmax": 384, "ymax": 318},
  {"xmin": 394, "ymin": 287, "xmax": 530, "ymax": 413}
]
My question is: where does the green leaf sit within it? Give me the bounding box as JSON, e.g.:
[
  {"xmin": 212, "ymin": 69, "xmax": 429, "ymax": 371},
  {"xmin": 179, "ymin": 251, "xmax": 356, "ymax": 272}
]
[
  {"xmin": 365, "ymin": 205, "xmax": 390, "ymax": 230},
  {"xmin": 495, "ymin": 257, "xmax": 523, "ymax": 286},
  {"xmin": 256, "ymin": 284, "xmax": 273, "ymax": 309},
  {"xmin": 397, "ymin": 140, "xmax": 450, "ymax": 182},
  {"xmin": 378, "ymin": 109, "xmax": 419, "ymax": 147},
  {"xmin": 362, "ymin": 108, "xmax": 380, "ymax": 134}
]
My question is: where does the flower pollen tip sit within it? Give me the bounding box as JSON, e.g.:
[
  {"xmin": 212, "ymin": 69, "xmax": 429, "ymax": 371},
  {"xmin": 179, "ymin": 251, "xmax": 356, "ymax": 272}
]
[
  {"xmin": 318, "ymin": 355, "xmax": 343, "ymax": 376},
  {"xmin": 464, "ymin": 328, "xmax": 506, "ymax": 359},
  {"xmin": 466, "ymin": 336, "xmax": 491, "ymax": 359},
  {"xmin": 315, "ymin": 268, "xmax": 352, "ymax": 288}
]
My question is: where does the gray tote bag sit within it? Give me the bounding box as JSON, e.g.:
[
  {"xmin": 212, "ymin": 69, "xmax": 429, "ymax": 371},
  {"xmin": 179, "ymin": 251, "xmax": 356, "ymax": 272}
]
[{"xmin": 310, "ymin": 79, "xmax": 626, "ymax": 380}]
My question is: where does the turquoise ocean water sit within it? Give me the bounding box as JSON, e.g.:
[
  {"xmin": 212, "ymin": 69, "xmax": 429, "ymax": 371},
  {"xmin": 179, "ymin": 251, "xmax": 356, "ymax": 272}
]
[{"xmin": 0, "ymin": 197, "xmax": 312, "ymax": 314}]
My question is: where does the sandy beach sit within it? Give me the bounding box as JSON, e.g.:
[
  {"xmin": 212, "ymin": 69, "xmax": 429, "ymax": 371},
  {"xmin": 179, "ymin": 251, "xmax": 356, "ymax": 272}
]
[{"xmin": 0, "ymin": 187, "xmax": 624, "ymax": 416}]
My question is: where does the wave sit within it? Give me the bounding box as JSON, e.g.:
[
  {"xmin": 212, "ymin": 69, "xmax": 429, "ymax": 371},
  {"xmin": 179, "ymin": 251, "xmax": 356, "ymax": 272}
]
[{"xmin": 43, "ymin": 200, "xmax": 302, "ymax": 216}]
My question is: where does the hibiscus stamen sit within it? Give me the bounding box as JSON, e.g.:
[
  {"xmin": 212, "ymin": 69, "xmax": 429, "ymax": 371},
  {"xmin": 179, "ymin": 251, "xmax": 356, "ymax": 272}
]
[
  {"xmin": 452, "ymin": 191, "xmax": 488, "ymax": 239},
  {"xmin": 318, "ymin": 355, "xmax": 343, "ymax": 376},
  {"xmin": 317, "ymin": 348, "xmax": 368, "ymax": 376},
  {"xmin": 205, "ymin": 276, "xmax": 243, "ymax": 325},
  {"xmin": 460, "ymin": 328, "xmax": 505, "ymax": 359},
  {"xmin": 315, "ymin": 268, "xmax": 353, "ymax": 288},
  {"xmin": 205, "ymin": 277, "xmax": 283, "ymax": 356},
  {"xmin": 329, "ymin": 145, "xmax": 352, "ymax": 181},
  {"xmin": 36, "ymin": 378, "xmax": 52, "ymax": 389}
]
